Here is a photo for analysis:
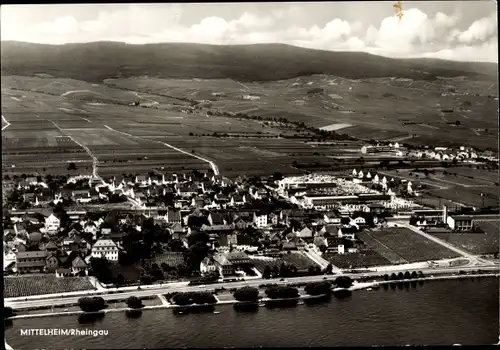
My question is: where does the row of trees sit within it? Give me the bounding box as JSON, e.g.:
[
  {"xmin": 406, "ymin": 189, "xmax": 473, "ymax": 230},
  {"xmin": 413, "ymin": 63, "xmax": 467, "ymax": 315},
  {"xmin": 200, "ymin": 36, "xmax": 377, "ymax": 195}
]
[
  {"xmin": 264, "ymin": 285, "xmax": 300, "ymax": 299},
  {"xmin": 384, "ymin": 271, "xmax": 423, "ymax": 281}
]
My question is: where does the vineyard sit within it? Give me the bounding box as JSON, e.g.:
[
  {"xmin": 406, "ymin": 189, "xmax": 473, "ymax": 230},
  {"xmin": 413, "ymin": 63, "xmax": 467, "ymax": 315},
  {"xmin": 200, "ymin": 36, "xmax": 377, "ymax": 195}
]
[
  {"xmin": 369, "ymin": 228, "xmax": 461, "ymax": 262},
  {"xmin": 323, "ymin": 250, "xmax": 391, "ymax": 269},
  {"xmin": 282, "ymin": 253, "xmax": 319, "ymax": 271},
  {"xmin": 4, "ymin": 275, "xmax": 96, "ymax": 298},
  {"xmin": 250, "ymin": 257, "xmax": 284, "ymax": 273}
]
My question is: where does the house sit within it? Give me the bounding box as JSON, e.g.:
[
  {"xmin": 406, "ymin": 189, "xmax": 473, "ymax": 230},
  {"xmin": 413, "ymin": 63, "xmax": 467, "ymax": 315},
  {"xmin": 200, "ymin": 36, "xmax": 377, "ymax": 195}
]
[
  {"xmin": 177, "ymin": 185, "xmax": 199, "ymax": 197},
  {"xmin": 324, "ymin": 211, "xmax": 342, "ymax": 224},
  {"xmin": 296, "ymin": 226, "xmax": 313, "ymax": 238},
  {"xmin": 45, "ymin": 253, "xmax": 60, "ymax": 272},
  {"xmin": 16, "ymin": 251, "xmax": 49, "ymax": 273},
  {"xmin": 71, "ymin": 256, "xmax": 88, "ymax": 275},
  {"xmin": 135, "ymin": 175, "xmax": 150, "ymax": 186},
  {"xmin": 268, "ymin": 212, "xmax": 280, "ymax": 225},
  {"xmin": 232, "ymin": 215, "xmax": 249, "ymax": 229},
  {"xmin": 91, "ymin": 239, "xmax": 119, "ymax": 261},
  {"xmin": 44, "ymin": 214, "xmax": 61, "ymax": 232},
  {"xmin": 191, "ymin": 198, "xmax": 207, "ymax": 209},
  {"xmin": 200, "ymin": 257, "xmax": 219, "ymax": 275},
  {"xmin": 230, "ymin": 195, "xmax": 246, "ymax": 206},
  {"xmin": 338, "ymin": 226, "xmax": 356, "ymax": 240},
  {"xmin": 170, "ymin": 223, "xmax": 185, "ymax": 240},
  {"xmin": 217, "ymin": 232, "xmax": 238, "ymax": 248},
  {"xmin": 283, "ymin": 242, "xmax": 298, "ymax": 251},
  {"xmin": 446, "ymin": 215, "xmax": 474, "ymax": 231},
  {"xmin": 73, "ymin": 190, "xmax": 91, "ymax": 203},
  {"xmin": 167, "ymin": 210, "xmax": 182, "ymax": 224},
  {"xmin": 55, "ymin": 268, "xmax": 72, "ymax": 278},
  {"xmin": 351, "ymin": 216, "xmax": 366, "ymax": 226},
  {"xmin": 326, "ymin": 237, "xmax": 345, "ymax": 254},
  {"xmin": 213, "ymin": 253, "xmax": 234, "ymax": 276},
  {"xmin": 208, "ymin": 213, "xmax": 227, "ymax": 226},
  {"xmin": 44, "ymin": 240, "xmax": 59, "ymax": 253},
  {"xmin": 253, "ymin": 212, "xmax": 268, "ymax": 228}
]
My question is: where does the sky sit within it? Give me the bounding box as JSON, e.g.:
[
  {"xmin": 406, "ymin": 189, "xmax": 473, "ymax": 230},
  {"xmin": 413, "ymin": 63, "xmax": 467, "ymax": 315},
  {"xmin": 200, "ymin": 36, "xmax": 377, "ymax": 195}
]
[{"xmin": 1, "ymin": 2, "xmax": 498, "ymax": 62}]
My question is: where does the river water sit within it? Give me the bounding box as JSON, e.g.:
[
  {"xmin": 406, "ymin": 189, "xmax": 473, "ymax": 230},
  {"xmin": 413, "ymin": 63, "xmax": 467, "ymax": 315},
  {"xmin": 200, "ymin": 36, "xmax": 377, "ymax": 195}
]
[{"xmin": 6, "ymin": 277, "xmax": 499, "ymax": 349}]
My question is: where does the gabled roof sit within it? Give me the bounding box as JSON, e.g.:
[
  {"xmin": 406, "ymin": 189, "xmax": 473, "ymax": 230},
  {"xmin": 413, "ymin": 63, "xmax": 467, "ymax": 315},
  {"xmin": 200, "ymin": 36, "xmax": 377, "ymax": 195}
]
[
  {"xmin": 45, "ymin": 241, "xmax": 59, "ymax": 250},
  {"xmin": 93, "ymin": 239, "xmax": 118, "ymax": 248},
  {"xmin": 16, "ymin": 250, "xmax": 49, "ymax": 259},
  {"xmin": 209, "ymin": 213, "xmax": 225, "ymax": 225},
  {"xmin": 72, "ymin": 256, "xmax": 87, "ymax": 268}
]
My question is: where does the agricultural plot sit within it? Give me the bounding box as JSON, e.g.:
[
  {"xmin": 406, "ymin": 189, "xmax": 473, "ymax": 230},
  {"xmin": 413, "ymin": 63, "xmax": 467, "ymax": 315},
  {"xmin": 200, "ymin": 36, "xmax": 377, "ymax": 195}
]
[
  {"xmin": 429, "ymin": 187, "xmax": 498, "ymax": 208},
  {"xmin": 444, "ymin": 167, "xmax": 499, "ymax": 183},
  {"xmin": 430, "ymin": 228, "xmax": 499, "ymax": 255},
  {"xmin": 355, "ymin": 230, "xmax": 409, "ymax": 264},
  {"xmin": 250, "ymin": 257, "xmax": 284, "ymax": 273},
  {"xmin": 4, "ymin": 275, "xmax": 96, "ymax": 298},
  {"xmin": 323, "ymin": 250, "xmax": 392, "ymax": 269},
  {"xmin": 282, "ymin": 252, "xmax": 320, "ymax": 270},
  {"xmin": 366, "ymin": 227, "xmax": 460, "ymax": 262}
]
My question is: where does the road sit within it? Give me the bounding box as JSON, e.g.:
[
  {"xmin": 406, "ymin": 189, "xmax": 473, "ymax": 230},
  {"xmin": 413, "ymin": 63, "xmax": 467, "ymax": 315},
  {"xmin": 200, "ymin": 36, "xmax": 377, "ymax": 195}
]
[
  {"xmin": 2, "ymin": 115, "xmax": 11, "ymax": 131},
  {"xmin": 6, "ymin": 265, "xmax": 498, "ymax": 310},
  {"xmin": 104, "ymin": 125, "xmax": 220, "ymax": 175},
  {"xmin": 397, "ymin": 221, "xmax": 495, "ymax": 266}
]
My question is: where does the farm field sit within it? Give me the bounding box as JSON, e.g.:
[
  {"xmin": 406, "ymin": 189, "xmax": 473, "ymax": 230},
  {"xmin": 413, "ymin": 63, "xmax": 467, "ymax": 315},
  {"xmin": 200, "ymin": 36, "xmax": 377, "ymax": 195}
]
[
  {"xmin": 4, "ymin": 275, "xmax": 96, "ymax": 298},
  {"xmin": 430, "ymin": 221, "xmax": 499, "ymax": 255},
  {"xmin": 282, "ymin": 252, "xmax": 320, "ymax": 271},
  {"xmin": 323, "ymin": 250, "xmax": 392, "ymax": 269},
  {"xmin": 429, "ymin": 186, "xmax": 498, "ymax": 208},
  {"xmin": 250, "ymin": 257, "xmax": 284, "ymax": 273},
  {"xmin": 105, "ymin": 73, "xmax": 498, "ymax": 150},
  {"xmin": 355, "ymin": 230, "xmax": 409, "ymax": 264},
  {"xmin": 359, "ymin": 228, "xmax": 461, "ymax": 263},
  {"xmin": 379, "ymin": 168, "xmax": 499, "ymax": 209}
]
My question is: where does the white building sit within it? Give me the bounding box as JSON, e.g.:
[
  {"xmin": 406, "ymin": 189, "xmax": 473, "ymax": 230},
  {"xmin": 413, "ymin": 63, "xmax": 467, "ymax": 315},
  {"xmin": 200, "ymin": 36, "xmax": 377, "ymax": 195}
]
[
  {"xmin": 44, "ymin": 214, "xmax": 61, "ymax": 232},
  {"xmin": 91, "ymin": 239, "xmax": 119, "ymax": 261},
  {"xmin": 253, "ymin": 212, "xmax": 268, "ymax": 228}
]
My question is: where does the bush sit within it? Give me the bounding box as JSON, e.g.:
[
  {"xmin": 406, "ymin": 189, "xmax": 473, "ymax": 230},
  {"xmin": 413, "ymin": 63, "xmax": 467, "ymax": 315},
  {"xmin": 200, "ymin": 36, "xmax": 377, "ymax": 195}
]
[
  {"xmin": 126, "ymin": 296, "xmax": 144, "ymax": 309},
  {"xmin": 78, "ymin": 297, "xmax": 106, "ymax": 312},
  {"xmin": 233, "ymin": 287, "xmax": 260, "ymax": 302},
  {"xmin": 304, "ymin": 281, "xmax": 331, "ymax": 295},
  {"xmin": 265, "ymin": 285, "xmax": 299, "ymax": 299},
  {"xmin": 333, "ymin": 276, "xmax": 353, "ymax": 289}
]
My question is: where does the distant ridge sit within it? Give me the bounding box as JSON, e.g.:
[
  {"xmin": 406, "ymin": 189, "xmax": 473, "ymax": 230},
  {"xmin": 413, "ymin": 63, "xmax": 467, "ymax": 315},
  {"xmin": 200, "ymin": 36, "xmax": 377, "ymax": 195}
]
[{"xmin": 1, "ymin": 41, "xmax": 497, "ymax": 83}]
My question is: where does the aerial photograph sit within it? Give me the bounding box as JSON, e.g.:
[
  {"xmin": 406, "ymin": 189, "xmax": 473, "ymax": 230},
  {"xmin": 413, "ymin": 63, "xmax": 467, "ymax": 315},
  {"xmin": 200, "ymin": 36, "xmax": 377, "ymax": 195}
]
[{"xmin": 1, "ymin": 1, "xmax": 499, "ymax": 349}]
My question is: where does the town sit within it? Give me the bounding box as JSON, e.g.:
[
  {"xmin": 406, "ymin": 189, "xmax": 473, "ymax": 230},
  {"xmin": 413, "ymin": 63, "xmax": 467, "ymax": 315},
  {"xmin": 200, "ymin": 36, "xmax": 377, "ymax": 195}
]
[{"xmin": 3, "ymin": 139, "xmax": 498, "ymax": 302}]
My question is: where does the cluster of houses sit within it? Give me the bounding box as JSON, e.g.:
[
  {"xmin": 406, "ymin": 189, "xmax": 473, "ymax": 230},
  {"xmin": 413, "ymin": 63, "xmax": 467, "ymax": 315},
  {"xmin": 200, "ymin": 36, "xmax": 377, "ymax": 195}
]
[{"xmin": 360, "ymin": 142, "xmax": 482, "ymax": 163}]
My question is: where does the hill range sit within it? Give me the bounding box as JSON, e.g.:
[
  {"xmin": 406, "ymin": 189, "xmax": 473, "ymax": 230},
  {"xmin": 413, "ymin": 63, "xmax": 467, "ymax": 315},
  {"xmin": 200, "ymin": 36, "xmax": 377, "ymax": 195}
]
[
  {"xmin": 1, "ymin": 41, "xmax": 498, "ymax": 179},
  {"xmin": 1, "ymin": 41, "xmax": 497, "ymax": 83}
]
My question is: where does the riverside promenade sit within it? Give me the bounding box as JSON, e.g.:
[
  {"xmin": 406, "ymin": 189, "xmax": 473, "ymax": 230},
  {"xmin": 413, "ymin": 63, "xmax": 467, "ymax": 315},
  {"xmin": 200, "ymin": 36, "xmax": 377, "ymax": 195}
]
[
  {"xmin": 6, "ymin": 264, "xmax": 499, "ymax": 310},
  {"xmin": 6, "ymin": 273, "xmax": 498, "ymax": 320}
]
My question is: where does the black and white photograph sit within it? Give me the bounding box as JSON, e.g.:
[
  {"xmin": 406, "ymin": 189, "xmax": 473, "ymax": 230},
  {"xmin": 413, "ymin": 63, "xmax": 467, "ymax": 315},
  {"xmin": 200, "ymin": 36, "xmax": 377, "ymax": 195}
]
[{"xmin": 1, "ymin": 1, "xmax": 499, "ymax": 349}]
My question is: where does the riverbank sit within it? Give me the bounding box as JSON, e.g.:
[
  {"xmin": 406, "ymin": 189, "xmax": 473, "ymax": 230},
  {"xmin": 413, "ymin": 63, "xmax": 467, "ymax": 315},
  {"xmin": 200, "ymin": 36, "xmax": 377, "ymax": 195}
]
[{"xmin": 7, "ymin": 273, "xmax": 498, "ymax": 320}]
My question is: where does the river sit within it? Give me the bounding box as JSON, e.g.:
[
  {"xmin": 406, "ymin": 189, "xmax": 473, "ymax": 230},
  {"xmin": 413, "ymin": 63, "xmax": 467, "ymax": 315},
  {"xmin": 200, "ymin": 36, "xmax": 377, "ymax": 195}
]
[{"xmin": 6, "ymin": 277, "xmax": 499, "ymax": 348}]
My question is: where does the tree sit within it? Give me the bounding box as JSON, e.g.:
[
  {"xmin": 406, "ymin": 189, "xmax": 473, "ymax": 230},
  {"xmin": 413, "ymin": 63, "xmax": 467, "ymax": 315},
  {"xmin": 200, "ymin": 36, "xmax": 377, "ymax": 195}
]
[
  {"xmin": 305, "ymin": 281, "xmax": 331, "ymax": 295},
  {"xmin": 78, "ymin": 297, "xmax": 106, "ymax": 312},
  {"xmin": 189, "ymin": 132, "xmax": 194, "ymax": 136},
  {"xmin": 455, "ymin": 120, "xmax": 461, "ymax": 126},
  {"xmin": 172, "ymin": 293, "xmax": 193, "ymax": 306},
  {"xmin": 325, "ymin": 263, "xmax": 333, "ymax": 275},
  {"xmin": 410, "ymin": 271, "xmax": 418, "ymax": 279},
  {"xmin": 262, "ymin": 266, "xmax": 272, "ymax": 279},
  {"xmin": 233, "ymin": 287, "xmax": 259, "ymax": 302},
  {"xmin": 409, "ymin": 216, "xmax": 418, "ymax": 226},
  {"xmin": 404, "ymin": 271, "xmax": 411, "ymax": 280},
  {"xmin": 68, "ymin": 162, "xmax": 77, "ymax": 171},
  {"xmin": 126, "ymin": 296, "xmax": 144, "ymax": 309},
  {"xmin": 273, "ymin": 172, "xmax": 283, "ymax": 181},
  {"xmin": 390, "ymin": 273, "xmax": 397, "ymax": 280},
  {"xmin": 334, "ymin": 276, "xmax": 352, "ymax": 289},
  {"xmin": 397, "ymin": 272, "xmax": 405, "ymax": 280},
  {"xmin": 383, "ymin": 274, "xmax": 389, "ymax": 281}
]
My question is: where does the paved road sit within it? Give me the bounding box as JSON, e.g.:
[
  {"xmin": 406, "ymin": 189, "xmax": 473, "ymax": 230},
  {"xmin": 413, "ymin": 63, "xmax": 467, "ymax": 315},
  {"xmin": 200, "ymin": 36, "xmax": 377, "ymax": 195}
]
[
  {"xmin": 104, "ymin": 125, "xmax": 220, "ymax": 175},
  {"xmin": 7, "ymin": 265, "xmax": 498, "ymax": 310}
]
